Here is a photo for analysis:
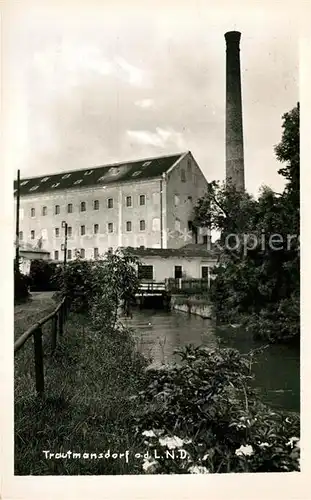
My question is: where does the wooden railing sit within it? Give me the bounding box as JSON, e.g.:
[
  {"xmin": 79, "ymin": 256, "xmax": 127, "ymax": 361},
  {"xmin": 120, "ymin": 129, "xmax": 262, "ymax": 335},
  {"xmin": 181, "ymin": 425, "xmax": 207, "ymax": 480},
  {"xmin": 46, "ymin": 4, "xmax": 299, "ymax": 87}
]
[
  {"xmin": 136, "ymin": 279, "xmax": 211, "ymax": 295},
  {"xmin": 14, "ymin": 296, "xmax": 69, "ymax": 396},
  {"xmin": 167, "ymin": 278, "xmax": 210, "ymax": 294},
  {"xmin": 138, "ymin": 281, "xmax": 166, "ymax": 292}
]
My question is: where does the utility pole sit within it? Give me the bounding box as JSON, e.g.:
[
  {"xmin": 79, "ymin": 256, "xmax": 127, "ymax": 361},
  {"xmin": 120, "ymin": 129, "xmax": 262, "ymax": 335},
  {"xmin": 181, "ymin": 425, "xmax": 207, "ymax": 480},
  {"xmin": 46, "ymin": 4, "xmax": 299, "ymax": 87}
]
[
  {"xmin": 15, "ymin": 169, "xmax": 20, "ymax": 274},
  {"xmin": 61, "ymin": 221, "xmax": 68, "ymax": 267}
]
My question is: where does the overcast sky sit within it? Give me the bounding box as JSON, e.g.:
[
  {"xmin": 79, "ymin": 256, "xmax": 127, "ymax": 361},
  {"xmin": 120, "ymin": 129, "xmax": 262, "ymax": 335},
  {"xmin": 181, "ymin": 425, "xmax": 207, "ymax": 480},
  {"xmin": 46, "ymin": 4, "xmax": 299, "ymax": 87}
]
[{"xmin": 5, "ymin": 1, "xmax": 299, "ymax": 195}]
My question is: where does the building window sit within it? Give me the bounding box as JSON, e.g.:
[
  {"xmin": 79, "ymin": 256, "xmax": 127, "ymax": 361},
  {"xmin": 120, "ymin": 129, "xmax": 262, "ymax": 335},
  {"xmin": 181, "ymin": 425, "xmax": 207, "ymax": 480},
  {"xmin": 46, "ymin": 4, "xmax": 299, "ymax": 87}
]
[
  {"xmin": 67, "ymin": 249, "xmax": 72, "ymax": 260},
  {"xmin": 55, "ymin": 205, "xmax": 60, "ymax": 215},
  {"xmin": 31, "ymin": 208, "xmax": 35, "ymax": 217},
  {"xmin": 108, "ymin": 222, "xmax": 113, "ymax": 233},
  {"xmin": 19, "ymin": 231, "xmax": 23, "ymax": 241},
  {"xmin": 94, "ymin": 200, "xmax": 99, "ymax": 210},
  {"xmin": 29, "ymin": 185, "xmax": 39, "ymax": 192},
  {"xmin": 139, "ymin": 194, "xmax": 146, "ymax": 206},
  {"xmin": 126, "ymin": 221, "xmax": 132, "ymax": 232},
  {"xmin": 94, "ymin": 247, "xmax": 99, "ymax": 259},
  {"xmin": 80, "ymin": 201, "xmax": 86, "ymax": 212},
  {"xmin": 203, "ymin": 235, "xmax": 208, "ymax": 245},
  {"xmin": 41, "ymin": 177, "xmax": 50, "ymax": 182},
  {"xmin": 142, "ymin": 161, "xmax": 151, "ymax": 167},
  {"xmin": 67, "ymin": 203, "xmax": 73, "ymax": 213},
  {"xmin": 51, "ymin": 183, "xmax": 60, "ymax": 189},
  {"xmin": 81, "ymin": 225, "xmax": 86, "ymax": 236},
  {"xmin": 187, "ymin": 159, "xmax": 192, "ymax": 172},
  {"xmin": 67, "ymin": 226, "xmax": 72, "ymax": 237},
  {"xmin": 107, "ymin": 198, "xmax": 113, "ymax": 209},
  {"xmin": 62, "ymin": 173, "xmax": 71, "ymax": 179},
  {"xmin": 84, "ymin": 170, "xmax": 93, "ymax": 176},
  {"xmin": 140, "ymin": 220, "xmax": 145, "ymax": 231},
  {"xmin": 20, "ymin": 180, "xmax": 29, "ymax": 186},
  {"xmin": 181, "ymin": 168, "xmax": 186, "ymax": 182},
  {"xmin": 126, "ymin": 196, "xmax": 132, "ymax": 207},
  {"xmin": 74, "ymin": 179, "xmax": 82, "ymax": 185},
  {"xmin": 201, "ymin": 266, "xmax": 209, "ymax": 279},
  {"xmin": 54, "ymin": 250, "xmax": 59, "ymax": 260},
  {"xmin": 55, "ymin": 227, "xmax": 60, "ymax": 237},
  {"xmin": 174, "ymin": 265, "xmax": 183, "ymax": 279},
  {"xmin": 175, "ymin": 219, "xmax": 181, "ymax": 231},
  {"xmin": 42, "ymin": 206, "xmax": 47, "ymax": 216},
  {"xmin": 94, "ymin": 224, "xmax": 99, "ymax": 234},
  {"xmin": 80, "ymin": 248, "xmax": 85, "ymax": 259},
  {"xmin": 138, "ymin": 265, "xmax": 153, "ymax": 280},
  {"xmin": 174, "ymin": 194, "xmax": 180, "ymax": 206},
  {"xmin": 31, "ymin": 230, "xmax": 35, "ymax": 240},
  {"xmin": 152, "ymin": 217, "xmax": 160, "ymax": 231}
]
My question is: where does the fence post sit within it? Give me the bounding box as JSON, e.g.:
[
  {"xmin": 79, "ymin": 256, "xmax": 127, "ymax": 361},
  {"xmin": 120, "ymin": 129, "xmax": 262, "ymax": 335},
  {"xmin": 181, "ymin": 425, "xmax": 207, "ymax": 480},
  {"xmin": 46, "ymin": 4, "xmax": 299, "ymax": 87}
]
[
  {"xmin": 51, "ymin": 314, "xmax": 57, "ymax": 352},
  {"xmin": 63, "ymin": 298, "xmax": 67, "ymax": 322},
  {"xmin": 58, "ymin": 308, "xmax": 63, "ymax": 336},
  {"xmin": 33, "ymin": 327, "xmax": 44, "ymax": 395}
]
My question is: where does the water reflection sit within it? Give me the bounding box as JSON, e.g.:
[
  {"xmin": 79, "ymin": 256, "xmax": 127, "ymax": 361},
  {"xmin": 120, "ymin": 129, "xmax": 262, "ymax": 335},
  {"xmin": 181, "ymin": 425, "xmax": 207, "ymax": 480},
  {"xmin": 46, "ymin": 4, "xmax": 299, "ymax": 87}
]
[{"xmin": 124, "ymin": 308, "xmax": 300, "ymax": 412}]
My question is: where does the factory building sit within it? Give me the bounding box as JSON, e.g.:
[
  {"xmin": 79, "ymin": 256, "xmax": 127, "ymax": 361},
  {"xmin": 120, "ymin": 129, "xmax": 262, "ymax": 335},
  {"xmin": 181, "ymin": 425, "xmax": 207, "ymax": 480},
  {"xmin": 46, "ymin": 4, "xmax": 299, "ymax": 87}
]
[{"xmin": 14, "ymin": 151, "xmax": 210, "ymax": 261}]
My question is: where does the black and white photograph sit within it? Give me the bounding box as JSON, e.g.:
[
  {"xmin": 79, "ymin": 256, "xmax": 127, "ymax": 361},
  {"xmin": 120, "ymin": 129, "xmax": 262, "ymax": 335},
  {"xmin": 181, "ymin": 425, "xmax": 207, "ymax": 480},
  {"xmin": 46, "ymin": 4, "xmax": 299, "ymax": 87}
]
[{"xmin": 2, "ymin": 0, "xmax": 307, "ymax": 497}]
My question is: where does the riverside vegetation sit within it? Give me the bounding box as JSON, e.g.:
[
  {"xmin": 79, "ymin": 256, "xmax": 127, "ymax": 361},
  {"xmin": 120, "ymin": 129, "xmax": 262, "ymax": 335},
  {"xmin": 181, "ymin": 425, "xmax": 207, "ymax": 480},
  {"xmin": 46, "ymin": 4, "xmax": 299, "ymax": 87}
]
[
  {"xmin": 194, "ymin": 104, "xmax": 300, "ymax": 345},
  {"xmin": 15, "ymin": 246, "xmax": 300, "ymax": 474}
]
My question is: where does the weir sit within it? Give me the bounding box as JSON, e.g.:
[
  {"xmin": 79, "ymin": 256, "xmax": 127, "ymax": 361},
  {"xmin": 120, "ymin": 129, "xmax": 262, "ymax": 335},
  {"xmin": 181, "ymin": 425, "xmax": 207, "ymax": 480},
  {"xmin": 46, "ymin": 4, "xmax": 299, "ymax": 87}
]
[{"xmin": 134, "ymin": 279, "xmax": 212, "ymax": 318}]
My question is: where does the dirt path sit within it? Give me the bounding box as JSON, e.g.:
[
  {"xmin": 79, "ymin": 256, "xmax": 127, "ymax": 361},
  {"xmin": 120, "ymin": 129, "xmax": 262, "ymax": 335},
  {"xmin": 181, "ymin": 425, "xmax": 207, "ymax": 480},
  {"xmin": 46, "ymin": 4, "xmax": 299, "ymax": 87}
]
[{"xmin": 14, "ymin": 291, "xmax": 58, "ymax": 340}]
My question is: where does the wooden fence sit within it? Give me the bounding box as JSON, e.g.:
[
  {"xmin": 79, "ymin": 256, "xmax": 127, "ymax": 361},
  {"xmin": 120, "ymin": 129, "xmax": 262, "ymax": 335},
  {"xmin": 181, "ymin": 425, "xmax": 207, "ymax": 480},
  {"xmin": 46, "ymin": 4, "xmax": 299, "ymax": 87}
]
[
  {"xmin": 14, "ymin": 296, "xmax": 69, "ymax": 396},
  {"xmin": 167, "ymin": 278, "xmax": 210, "ymax": 294}
]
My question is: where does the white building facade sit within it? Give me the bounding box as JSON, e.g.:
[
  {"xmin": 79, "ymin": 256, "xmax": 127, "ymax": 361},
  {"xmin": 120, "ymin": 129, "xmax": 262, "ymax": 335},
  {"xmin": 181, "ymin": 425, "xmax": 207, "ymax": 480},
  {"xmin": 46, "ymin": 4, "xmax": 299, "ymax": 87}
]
[{"xmin": 14, "ymin": 151, "xmax": 209, "ymax": 261}]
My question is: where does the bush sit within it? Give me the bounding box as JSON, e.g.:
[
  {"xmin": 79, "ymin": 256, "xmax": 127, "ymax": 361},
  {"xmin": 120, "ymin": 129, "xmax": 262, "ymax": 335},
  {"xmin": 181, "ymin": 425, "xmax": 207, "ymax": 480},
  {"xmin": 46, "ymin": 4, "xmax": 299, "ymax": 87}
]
[
  {"xmin": 53, "ymin": 248, "xmax": 141, "ymax": 317},
  {"xmin": 245, "ymin": 292, "xmax": 300, "ymax": 344},
  {"xmin": 52, "ymin": 258, "xmax": 93, "ymax": 312},
  {"xmin": 133, "ymin": 345, "xmax": 300, "ymax": 473},
  {"xmin": 14, "ymin": 270, "xmax": 30, "ymax": 303},
  {"xmin": 29, "ymin": 260, "xmax": 58, "ymax": 292}
]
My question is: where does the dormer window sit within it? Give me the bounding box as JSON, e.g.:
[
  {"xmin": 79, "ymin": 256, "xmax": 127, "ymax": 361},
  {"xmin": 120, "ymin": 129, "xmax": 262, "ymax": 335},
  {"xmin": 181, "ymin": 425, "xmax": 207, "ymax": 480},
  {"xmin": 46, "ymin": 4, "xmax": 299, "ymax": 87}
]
[
  {"xmin": 142, "ymin": 161, "xmax": 151, "ymax": 166},
  {"xmin": 29, "ymin": 185, "xmax": 39, "ymax": 191},
  {"xmin": 84, "ymin": 170, "xmax": 93, "ymax": 176},
  {"xmin": 62, "ymin": 173, "xmax": 71, "ymax": 179},
  {"xmin": 132, "ymin": 171, "xmax": 142, "ymax": 177},
  {"xmin": 108, "ymin": 167, "xmax": 121, "ymax": 176},
  {"xmin": 74, "ymin": 179, "xmax": 82, "ymax": 185},
  {"xmin": 41, "ymin": 177, "xmax": 50, "ymax": 182},
  {"xmin": 20, "ymin": 180, "xmax": 29, "ymax": 186},
  {"xmin": 51, "ymin": 182, "xmax": 60, "ymax": 188}
]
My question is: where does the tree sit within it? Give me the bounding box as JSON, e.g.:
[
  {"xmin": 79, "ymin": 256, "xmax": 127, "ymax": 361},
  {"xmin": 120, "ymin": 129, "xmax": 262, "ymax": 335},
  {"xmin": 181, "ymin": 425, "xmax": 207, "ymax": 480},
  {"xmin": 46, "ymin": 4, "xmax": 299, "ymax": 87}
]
[
  {"xmin": 193, "ymin": 104, "xmax": 300, "ymax": 343},
  {"xmin": 54, "ymin": 248, "xmax": 141, "ymax": 329}
]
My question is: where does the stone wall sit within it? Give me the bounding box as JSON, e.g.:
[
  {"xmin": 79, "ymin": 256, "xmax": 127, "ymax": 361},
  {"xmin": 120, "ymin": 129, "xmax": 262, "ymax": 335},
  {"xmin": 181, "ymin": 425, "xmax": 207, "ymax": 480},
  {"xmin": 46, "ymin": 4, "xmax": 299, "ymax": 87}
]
[{"xmin": 170, "ymin": 294, "xmax": 214, "ymax": 319}]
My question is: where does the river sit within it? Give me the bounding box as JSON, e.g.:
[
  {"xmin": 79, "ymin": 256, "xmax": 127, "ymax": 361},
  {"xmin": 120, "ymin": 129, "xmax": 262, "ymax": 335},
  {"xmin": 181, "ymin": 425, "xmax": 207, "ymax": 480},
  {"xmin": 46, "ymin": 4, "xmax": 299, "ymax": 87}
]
[{"xmin": 124, "ymin": 308, "xmax": 300, "ymax": 413}]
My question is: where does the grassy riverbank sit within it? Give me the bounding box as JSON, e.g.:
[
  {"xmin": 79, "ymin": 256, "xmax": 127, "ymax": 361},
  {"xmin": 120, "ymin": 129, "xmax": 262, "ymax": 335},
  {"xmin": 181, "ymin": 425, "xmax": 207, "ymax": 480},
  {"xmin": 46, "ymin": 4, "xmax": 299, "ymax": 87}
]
[
  {"xmin": 15, "ymin": 313, "xmax": 150, "ymax": 475},
  {"xmin": 15, "ymin": 310, "xmax": 300, "ymax": 475}
]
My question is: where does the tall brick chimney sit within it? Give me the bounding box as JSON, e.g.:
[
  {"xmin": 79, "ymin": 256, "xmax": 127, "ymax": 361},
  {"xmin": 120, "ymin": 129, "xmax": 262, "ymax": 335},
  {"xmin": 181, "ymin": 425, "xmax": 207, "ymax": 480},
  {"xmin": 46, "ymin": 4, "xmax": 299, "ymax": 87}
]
[{"xmin": 225, "ymin": 31, "xmax": 245, "ymax": 191}]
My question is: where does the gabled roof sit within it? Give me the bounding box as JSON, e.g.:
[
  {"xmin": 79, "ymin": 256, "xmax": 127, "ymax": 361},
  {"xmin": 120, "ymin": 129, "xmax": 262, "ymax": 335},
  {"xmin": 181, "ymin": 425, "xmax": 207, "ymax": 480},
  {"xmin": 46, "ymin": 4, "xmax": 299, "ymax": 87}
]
[{"xmin": 14, "ymin": 152, "xmax": 187, "ymax": 196}]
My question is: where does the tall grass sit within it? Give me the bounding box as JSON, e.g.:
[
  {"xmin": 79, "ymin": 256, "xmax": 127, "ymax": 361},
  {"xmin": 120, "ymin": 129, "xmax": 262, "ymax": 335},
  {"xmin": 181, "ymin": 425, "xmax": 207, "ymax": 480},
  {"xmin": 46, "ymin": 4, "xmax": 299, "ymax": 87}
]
[{"xmin": 15, "ymin": 313, "xmax": 150, "ymax": 475}]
